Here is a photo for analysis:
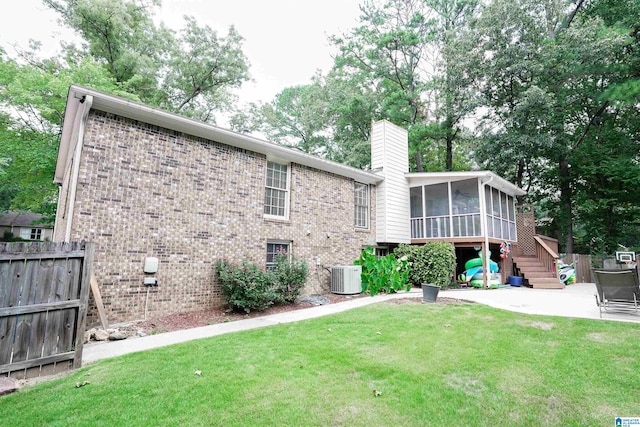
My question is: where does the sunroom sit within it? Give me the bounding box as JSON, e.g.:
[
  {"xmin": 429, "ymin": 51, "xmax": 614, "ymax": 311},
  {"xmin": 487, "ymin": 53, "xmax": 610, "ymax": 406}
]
[
  {"xmin": 406, "ymin": 171, "xmax": 527, "ymax": 284},
  {"xmin": 408, "ymin": 171, "xmax": 525, "ymax": 243}
]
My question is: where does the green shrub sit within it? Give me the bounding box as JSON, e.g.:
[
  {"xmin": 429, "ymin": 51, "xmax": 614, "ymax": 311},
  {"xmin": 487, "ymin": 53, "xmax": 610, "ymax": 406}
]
[
  {"xmin": 215, "ymin": 256, "xmax": 310, "ymax": 312},
  {"xmin": 394, "ymin": 242, "xmax": 456, "ymax": 288},
  {"xmin": 354, "ymin": 247, "xmax": 410, "ymax": 296},
  {"xmin": 215, "ymin": 260, "xmax": 280, "ymax": 313},
  {"xmin": 272, "ymin": 254, "xmax": 309, "ymax": 303},
  {"xmin": 1, "ymin": 231, "xmax": 27, "ymax": 242}
]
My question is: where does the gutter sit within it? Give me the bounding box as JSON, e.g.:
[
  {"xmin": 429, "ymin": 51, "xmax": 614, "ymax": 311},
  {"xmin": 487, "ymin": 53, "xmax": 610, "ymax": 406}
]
[{"xmin": 64, "ymin": 95, "xmax": 93, "ymax": 242}]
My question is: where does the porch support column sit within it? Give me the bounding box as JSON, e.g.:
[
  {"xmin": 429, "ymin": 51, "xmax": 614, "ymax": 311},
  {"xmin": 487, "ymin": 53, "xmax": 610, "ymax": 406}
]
[
  {"xmin": 480, "ymin": 174, "xmax": 494, "ymax": 289},
  {"xmin": 481, "ymin": 241, "xmax": 487, "ymax": 289}
]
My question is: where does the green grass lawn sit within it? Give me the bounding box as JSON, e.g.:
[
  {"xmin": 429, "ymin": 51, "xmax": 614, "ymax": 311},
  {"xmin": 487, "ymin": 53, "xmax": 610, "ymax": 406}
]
[{"xmin": 3, "ymin": 301, "xmax": 640, "ymax": 426}]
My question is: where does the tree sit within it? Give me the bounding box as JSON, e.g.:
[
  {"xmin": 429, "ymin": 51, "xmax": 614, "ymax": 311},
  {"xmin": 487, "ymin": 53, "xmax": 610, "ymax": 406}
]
[
  {"xmin": 331, "ymin": 0, "xmax": 432, "ymax": 171},
  {"xmin": 0, "ymin": 0, "xmax": 250, "ymax": 214},
  {"xmin": 0, "ymin": 47, "xmax": 126, "ymax": 215},
  {"xmin": 43, "ymin": 0, "xmax": 250, "ymax": 120},
  {"xmin": 321, "ymin": 69, "xmax": 380, "ymax": 169},
  {"xmin": 250, "ymin": 0, "xmax": 477, "ymax": 172},
  {"xmin": 330, "ymin": 0, "xmax": 477, "ymax": 172},
  {"xmin": 43, "ymin": 0, "xmax": 164, "ymax": 96},
  {"xmin": 162, "ymin": 17, "xmax": 249, "ymax": 121},
  {"xmin": 425, "ymin": 0, "xmax": 480, "ymax": 170},
  {"xmin": 254, "ymin": 78, "xmax": 330, "ymax": 157},
  {"xmin": 470, "ymin": 0, "xmax": 640, "ymax": 253},
  {"xmin": 231, "ymin": 70, "xmax": 380, "ymax": 169},
  {"xmin": 238, "ymin": 0, "xmax": 484, "ymax": 173},
  {"xmin": 571, "ymin": 115, "xmax": 640, "ymax": 253}
]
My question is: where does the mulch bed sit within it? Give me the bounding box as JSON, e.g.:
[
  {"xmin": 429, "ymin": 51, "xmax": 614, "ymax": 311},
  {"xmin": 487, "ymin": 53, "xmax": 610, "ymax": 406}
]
[
  {"xmin": 136, "ymin": 293, "xmax": 367, "ymax": 334},
  {"xmin": 136, "ymin": 294, "xmax": 470, "ymax": 335}
]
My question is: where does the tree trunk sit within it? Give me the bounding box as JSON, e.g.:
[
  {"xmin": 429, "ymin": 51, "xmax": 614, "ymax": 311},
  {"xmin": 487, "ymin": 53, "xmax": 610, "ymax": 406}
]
[
  {"xmin": 446, "ymin": 134, "xmax": 453, "ymax": 171},
  {"xmin": 516, "ymin": 157, "xmax": 525, "ymax": 205},
  {"xmin": 415, "ymin": 151, "xmax": 424, "ymax": 172},
  {"xmin": 559, "ymin": 157, "xmax": 573, "ymax": 253},
  {"xmin": 445, "ymin": 109, "xmax": 454, "ymax": 171}
]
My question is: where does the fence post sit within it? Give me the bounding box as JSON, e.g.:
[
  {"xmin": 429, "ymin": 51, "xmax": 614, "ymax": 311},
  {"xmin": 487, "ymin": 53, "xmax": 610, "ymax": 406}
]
[{"xmin": 73, "ymin": 242, "xmax": 93, "ymax": 369}]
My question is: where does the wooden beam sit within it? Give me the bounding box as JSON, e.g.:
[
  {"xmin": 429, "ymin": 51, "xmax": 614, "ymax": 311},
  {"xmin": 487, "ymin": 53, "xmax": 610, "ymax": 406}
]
[
  {"xmin": 0, "ymin": 352, "xmax": 75, "ymax": 374},
  {"xmin": 0, "ymin": 300, "xmax": 80, "ymax": 317},
  {"xmin": 0, "ymin": 250, "xmax": 86, "ymax": 261},
  {"xmin": 90, "ymin": 271, "xmax": 109, "ymax": 331}
]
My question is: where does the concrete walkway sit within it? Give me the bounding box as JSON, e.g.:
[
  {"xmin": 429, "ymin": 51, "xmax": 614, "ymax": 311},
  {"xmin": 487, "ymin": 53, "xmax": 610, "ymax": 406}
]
[
  {"xmin": 82, "ymin": 290, "xmax": 423, "ymax": 364},
  {"xmin": 82, "ymin": 282, "xmax": 639, "ymax": 364}
]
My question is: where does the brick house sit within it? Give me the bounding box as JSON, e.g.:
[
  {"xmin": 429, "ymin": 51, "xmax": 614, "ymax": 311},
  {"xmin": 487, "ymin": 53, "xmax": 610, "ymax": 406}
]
[
  {"xmin": 54, "ymin": 86, "xmax": 391, "ymax": 324},
  {"xmin": 55, "ymin": 85, "xmax": 539, "ymax": 325}
]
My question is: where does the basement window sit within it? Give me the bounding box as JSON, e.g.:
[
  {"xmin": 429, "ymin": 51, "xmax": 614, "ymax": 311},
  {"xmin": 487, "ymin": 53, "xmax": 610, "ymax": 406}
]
[{"xmin": 266, "ymin": 240, "xmax": 291, "ymax": 270}]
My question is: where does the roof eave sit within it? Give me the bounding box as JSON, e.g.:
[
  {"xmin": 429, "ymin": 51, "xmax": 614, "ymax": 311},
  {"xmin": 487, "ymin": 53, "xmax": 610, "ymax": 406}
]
[
  {"xmin": 405, "ymin": 171, "xmax": 526, "ymax": 196},
  {"xmin": 64, "ymin": 85, "xmax": 383, "ymax": 185}
]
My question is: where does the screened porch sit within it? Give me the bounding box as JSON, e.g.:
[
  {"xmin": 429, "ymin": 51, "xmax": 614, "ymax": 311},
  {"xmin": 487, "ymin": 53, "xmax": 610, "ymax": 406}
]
[{"xmin": 408, "ymin": 173, "xmax": 523, "ymax": 243}]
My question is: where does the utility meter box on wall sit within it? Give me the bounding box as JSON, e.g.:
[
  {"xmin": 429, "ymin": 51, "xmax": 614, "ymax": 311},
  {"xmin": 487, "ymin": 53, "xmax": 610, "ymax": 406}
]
[{"xmin": 144, "ymin": 257, "xmax": 159, "ymax": 274}]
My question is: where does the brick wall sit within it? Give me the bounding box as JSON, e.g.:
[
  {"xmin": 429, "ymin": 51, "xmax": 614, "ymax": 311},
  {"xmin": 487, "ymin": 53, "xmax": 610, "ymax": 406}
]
[{"xmin": 68, "ymin": 111, "xmax": 377, "ymax": 324}]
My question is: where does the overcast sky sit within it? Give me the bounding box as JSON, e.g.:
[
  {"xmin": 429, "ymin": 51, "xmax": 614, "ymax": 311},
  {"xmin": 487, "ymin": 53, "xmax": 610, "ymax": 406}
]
[{"xmin": 0, "ymin": 0, "xmax": 363, "ymax": 106}]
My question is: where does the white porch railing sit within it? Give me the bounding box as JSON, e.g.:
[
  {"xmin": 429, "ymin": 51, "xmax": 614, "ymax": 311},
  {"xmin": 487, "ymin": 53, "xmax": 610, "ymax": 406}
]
[
  {"xmin": 410, "ymin": 218, "xmax": 425, "ymax": 238},
  {"xmin": 452, "ymin": 214, "xmax": 481, "ymax": 237},
  {"xmin": 411, "ymin": 214, "xmax": 482, "ymax": 239}
]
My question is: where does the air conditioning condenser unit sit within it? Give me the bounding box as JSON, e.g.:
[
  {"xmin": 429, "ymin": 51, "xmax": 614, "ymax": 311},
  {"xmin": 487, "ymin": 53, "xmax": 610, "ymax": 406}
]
[{"xmin": 331, "ymin": 265, "xmax": 362, "ymax": 295}]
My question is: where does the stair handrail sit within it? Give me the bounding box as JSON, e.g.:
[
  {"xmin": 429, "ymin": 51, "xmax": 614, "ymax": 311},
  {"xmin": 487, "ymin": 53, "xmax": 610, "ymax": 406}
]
[{"xmin": 533, "ymin": 235, "xmax": 559, "ymax": 278}]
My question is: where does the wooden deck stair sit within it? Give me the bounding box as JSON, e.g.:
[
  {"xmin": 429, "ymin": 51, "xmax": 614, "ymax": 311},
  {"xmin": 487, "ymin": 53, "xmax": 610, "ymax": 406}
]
[{"xmin": 512, "ymin": 256, "xmax": 565, "ymax": 289}]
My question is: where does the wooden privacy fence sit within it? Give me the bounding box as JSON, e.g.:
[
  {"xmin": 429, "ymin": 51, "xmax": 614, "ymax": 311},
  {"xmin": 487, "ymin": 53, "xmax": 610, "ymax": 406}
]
[
  {"xmin": 560, "ymin": 253, "xmax": 593, "ymax": 283},
  {"xmin": 0, "ymin": 241, "xmax": 93, "ymax": 379}
]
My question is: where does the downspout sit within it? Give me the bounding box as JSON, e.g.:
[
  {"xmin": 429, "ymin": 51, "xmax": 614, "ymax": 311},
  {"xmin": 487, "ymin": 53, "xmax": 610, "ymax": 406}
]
[
  {"xmin": 480, "ymin": 174, "xmax": 494, "ymax": 289},
  {"xmin": 64, "ymin": 95, "xmax": 93, "ymax": 242}
]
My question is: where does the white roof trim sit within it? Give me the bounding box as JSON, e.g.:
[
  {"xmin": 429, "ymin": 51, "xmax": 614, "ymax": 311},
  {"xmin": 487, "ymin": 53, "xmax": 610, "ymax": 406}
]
[
  {"xmin": 405, "ymin": 171, "xmax": 526, "ymax": 196},
  {"xmin": 55, "ymin": 85, "xmax": 383, "ymax": 185}
]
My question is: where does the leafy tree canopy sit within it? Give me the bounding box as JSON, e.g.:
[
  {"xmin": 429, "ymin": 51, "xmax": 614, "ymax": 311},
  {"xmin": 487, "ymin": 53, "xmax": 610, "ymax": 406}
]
[
  {"xmin": 251, "ymin": 0, "xmax": 640, "ymax": 254},
  {"xmin": 0, "ymin": 0, "xmax": 250, "ymax": 215},
  {"xmin": 2, "ymin": 0, "xmax": 638, "ymax": 255}
]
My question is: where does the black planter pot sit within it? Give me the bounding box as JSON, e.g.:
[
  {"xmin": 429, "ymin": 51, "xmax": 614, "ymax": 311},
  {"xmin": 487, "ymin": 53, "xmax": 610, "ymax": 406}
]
[{"xmin": 421, "ymin": 283, "xmax": 440, "ymax": 302}]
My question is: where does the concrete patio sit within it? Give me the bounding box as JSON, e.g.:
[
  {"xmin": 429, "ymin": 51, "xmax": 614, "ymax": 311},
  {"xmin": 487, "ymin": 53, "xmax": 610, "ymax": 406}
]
[{"xmin": 440, "ymin": 282, "xmax": 640, "ymax": 323}]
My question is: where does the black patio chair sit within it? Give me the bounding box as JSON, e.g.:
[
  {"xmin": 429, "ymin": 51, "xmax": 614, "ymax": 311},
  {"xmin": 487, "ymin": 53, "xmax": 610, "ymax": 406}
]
[{"xmin": 593, "ymin": 268, "xmax": 640, "ymax": 318}]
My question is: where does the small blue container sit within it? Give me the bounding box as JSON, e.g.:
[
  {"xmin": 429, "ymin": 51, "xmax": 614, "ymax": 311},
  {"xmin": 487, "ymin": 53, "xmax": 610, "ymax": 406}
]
[{"xmin": 508, "ymin": 276, "xmax": 523, "ymax": 287}]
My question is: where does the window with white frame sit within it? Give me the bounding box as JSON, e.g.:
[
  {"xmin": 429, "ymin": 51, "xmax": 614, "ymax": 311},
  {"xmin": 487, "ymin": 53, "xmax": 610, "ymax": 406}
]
[
  {"xmin": 266, "ymin": 241, "xmax": 290, "ymax": 270},
  {"xmin": 20, "ymin": 228, "xmax": 42, "ymax": 240},
  {"xmin": 264, "ymin": 161, "xmax": 289, "ymax": 218},
  {"xmin": 354, "ymin": 182, "xmax": 369, "ymax": 228}
]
